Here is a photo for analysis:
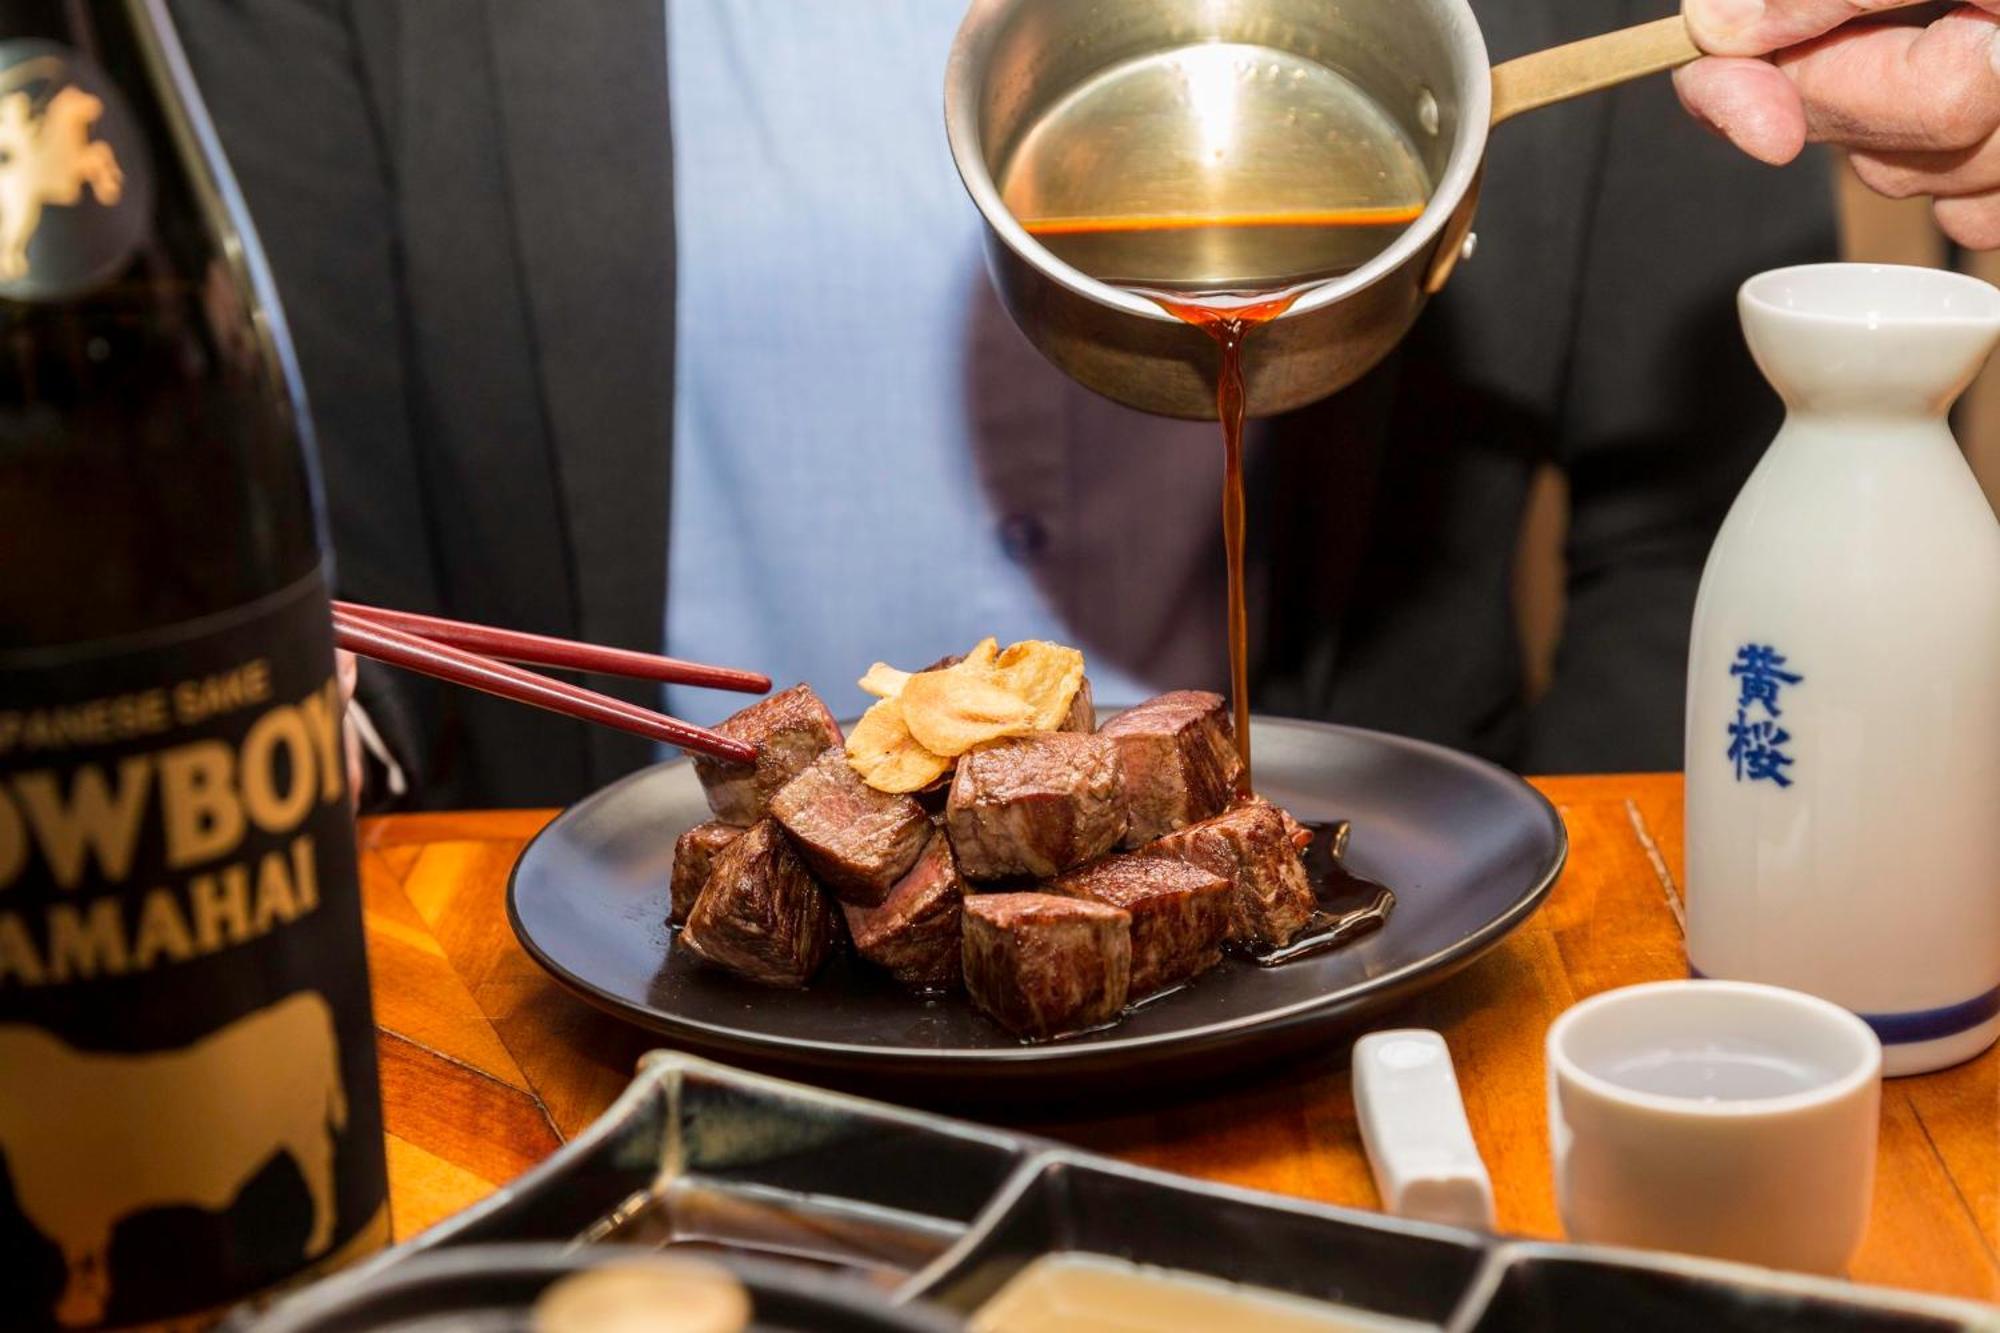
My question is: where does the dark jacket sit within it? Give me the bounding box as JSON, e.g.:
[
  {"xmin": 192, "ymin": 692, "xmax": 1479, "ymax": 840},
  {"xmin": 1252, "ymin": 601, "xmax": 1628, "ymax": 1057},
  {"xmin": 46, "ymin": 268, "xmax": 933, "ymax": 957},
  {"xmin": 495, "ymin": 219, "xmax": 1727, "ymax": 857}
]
[{"xmin": 173, "ymin": 0, "xmax": 1834, "ymax": 808}]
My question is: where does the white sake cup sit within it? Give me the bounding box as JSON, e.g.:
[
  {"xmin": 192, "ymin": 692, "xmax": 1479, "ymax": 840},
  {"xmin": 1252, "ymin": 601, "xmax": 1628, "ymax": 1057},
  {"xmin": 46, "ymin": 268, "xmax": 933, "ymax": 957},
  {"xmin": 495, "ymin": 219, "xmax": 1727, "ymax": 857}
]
[{"xmin": 1547, "ymin": 980, "xmax": 1882, "ymax": 1275}]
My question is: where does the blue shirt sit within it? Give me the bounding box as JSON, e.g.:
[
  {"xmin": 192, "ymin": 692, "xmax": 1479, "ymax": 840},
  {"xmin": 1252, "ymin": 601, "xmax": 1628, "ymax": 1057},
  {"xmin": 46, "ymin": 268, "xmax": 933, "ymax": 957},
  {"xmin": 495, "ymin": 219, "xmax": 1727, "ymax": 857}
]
[{"xmin": 664, "ymin": 1, "xmax": 1228, "ymax": 728}]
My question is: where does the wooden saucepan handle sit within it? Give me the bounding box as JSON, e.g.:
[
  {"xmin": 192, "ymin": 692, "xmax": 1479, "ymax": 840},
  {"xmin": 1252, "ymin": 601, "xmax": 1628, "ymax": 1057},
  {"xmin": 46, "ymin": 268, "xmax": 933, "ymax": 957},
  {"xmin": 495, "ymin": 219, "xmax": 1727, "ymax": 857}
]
[
  {"xmin": 1489, "ymin": 14, "xmax": 1704, "ymax": 125},
  {"xmin": 1426, "ymin": 16, "xmax": 1703, "ymax": 292},
  {"xmin": 1425, "ymin": 15, "xmax": 1703, "ymax": 292}
]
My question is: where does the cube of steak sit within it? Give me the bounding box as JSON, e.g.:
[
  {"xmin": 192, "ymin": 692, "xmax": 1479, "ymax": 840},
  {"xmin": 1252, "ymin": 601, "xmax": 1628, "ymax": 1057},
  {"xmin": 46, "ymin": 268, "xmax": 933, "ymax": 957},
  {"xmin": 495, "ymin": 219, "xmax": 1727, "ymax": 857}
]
[
  {"xmin": 670, "ymin": 821, "xmax": 743, "ymax": 926},
  {"xmin": 771, "ymin": 748, "xmax": 930, "ymax": 905},
  {"xmin": 1270, "ymin": 801, "xmax": 1314, "ymax": 853},
  {"xmin": 1050, "ymin": 854, "xmax": 1231, "ymax": 995},
  {"xmin": 962, "ymin": 892, "xmax": 1131, "ymax": 1039},
  {"xmin": 910, "ymin": 766, "xmax": 957, "ymax": 815},
  {"xmin": 945, "ymin": 732, "xmax": 1127, "ymax": 881},
  {"xmin": 1146, "ymin": 801, "xmax": 1316, "ymax": 948},
  {"xmin": 693, "ymin": 684, "xmax": 842, "ymax": 825},
  {"xmin": 1100, "ymin": 691, "xmax": 1243, "ymax": 847},
  {"xmin": 1057, "ymin": 675, "xmax": 1096, "ymax": 733},
  {"xmin": 842, "ymin": 830, "xmax": 962, "ymax": 989},
  {"xmin": 680, "ymin": 820, "xmax": 838, "ymax": 987}
]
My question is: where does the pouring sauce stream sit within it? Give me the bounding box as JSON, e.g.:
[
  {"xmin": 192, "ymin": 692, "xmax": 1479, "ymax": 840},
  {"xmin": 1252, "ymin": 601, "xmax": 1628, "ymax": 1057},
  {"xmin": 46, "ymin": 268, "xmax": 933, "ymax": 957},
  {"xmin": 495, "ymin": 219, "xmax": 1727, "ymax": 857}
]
[{"xmin": 1139, "ymin": 289, "xmax": 1302, "ymax": 793}]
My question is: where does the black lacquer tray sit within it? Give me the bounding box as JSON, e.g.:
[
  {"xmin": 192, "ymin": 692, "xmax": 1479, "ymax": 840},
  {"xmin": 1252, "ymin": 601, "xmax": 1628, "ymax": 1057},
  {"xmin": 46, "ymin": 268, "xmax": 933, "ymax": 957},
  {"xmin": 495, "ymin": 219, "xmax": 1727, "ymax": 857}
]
[
  {"xmin": 241, "ymin": 1248, "xmax": 958, "ymax": 1332},
  {"xmin": 247, "ymin": 1055, "xmax": 2000, "ymax": 1332}
]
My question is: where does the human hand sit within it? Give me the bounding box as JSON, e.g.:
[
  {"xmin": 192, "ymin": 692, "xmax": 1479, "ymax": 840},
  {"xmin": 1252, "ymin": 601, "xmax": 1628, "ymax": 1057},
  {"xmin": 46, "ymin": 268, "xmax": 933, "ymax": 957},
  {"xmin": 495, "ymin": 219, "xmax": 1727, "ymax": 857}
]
[
  {"xmin": 336, "ymin": 647, "xmax": 363, "ymax": 812},
  {"xmin": 1675, "ymin": 0, "xmax": 2000, "ymax": 246}
]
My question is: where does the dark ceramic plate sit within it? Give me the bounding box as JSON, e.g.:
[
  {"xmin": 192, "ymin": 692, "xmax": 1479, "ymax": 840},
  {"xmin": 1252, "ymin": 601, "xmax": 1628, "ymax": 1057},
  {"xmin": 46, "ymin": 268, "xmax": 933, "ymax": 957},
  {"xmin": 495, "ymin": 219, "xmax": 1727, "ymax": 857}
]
[{"xmin": 507, "ymin": 717, "xmax": 1566, "ymax": 1097}]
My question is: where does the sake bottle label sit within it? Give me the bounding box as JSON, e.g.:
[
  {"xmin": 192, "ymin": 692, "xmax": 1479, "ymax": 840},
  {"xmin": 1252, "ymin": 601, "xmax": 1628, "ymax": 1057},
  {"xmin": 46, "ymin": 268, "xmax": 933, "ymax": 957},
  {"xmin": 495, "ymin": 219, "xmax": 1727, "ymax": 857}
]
[{"xmin": 0, "ymin": 570, "xmax": 387, "ymax": 1331}]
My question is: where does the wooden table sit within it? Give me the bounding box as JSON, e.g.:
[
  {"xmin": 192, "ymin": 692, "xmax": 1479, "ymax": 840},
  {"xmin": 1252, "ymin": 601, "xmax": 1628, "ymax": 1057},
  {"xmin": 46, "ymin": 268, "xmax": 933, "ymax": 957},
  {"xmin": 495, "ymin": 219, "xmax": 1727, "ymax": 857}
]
[{"xmin": 358, "ymin": 773, "xmax": 1998, "ymax": 1302}]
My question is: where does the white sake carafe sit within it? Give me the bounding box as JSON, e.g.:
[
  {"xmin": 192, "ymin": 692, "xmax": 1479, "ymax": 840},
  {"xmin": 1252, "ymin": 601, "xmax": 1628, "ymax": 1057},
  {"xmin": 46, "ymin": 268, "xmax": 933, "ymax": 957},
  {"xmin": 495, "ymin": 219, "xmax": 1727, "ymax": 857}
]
[{"xmin": 1686, "ymin": 263, "xmax": 2000, "ymax": 1077}]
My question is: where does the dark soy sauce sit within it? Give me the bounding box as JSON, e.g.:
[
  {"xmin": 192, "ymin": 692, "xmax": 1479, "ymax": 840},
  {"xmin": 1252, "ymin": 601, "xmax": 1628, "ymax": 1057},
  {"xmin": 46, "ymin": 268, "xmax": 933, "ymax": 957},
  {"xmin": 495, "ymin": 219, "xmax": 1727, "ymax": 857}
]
[
  {"xmin": 1142, "ymin": 288, "xmax": 1304, "ymax": 792},
  {"xmin": 1249, "ymin": 819, "xmax": 1396, "ymax": 967},
  {"xmin": 999, "ymin": 42, "xmax": 1430, "ymax": 791},
  {"xmin": 1129, "ymin": 293, "xmax": 1408, "ymax": 963}
]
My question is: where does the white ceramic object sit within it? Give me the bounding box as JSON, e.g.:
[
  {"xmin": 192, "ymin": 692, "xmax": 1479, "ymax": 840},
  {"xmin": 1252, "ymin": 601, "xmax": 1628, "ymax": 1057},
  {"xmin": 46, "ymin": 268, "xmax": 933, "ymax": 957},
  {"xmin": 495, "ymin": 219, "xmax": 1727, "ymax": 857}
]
[
  {"xmin": 1685, "ymin": 262, "xmax": 2000, "ymax": 1077},
  {"xmin": 1547, "ymin": 980, "xmax": 1882, "ymax": 1275},
  {"xmin": 1350, "ymin": 1029, "xmax": 1495, "ymax": 1230}
]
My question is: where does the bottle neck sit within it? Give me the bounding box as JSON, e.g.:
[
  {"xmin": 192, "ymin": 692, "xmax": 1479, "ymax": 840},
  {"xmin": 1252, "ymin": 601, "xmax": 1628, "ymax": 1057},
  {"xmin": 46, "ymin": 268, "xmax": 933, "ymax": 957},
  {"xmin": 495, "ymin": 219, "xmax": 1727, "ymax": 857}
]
[
  {"xmin": 0, "ymin": 2, "xmax": 324, "ymax": 650},
  {"xmin": 1777, "ymin": 406, "xmax": 1958, "ymax": 440}
]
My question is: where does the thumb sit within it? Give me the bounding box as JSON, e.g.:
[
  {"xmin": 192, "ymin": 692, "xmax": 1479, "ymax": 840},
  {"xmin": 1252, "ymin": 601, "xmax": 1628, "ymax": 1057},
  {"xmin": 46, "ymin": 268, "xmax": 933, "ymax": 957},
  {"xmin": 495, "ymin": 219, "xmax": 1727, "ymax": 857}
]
[{"xmin": 1673, "ymin": 56, "xmax": 1810, "ymax": 163}]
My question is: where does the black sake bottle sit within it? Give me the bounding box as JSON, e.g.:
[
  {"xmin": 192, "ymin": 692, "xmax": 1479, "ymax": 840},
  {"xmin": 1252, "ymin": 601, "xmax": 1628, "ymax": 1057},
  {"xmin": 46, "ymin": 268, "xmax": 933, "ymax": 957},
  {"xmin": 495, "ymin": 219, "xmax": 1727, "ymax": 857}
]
[{"xmin": 0, "ymin": 2, "xmax": 387, "ymax": 1327}]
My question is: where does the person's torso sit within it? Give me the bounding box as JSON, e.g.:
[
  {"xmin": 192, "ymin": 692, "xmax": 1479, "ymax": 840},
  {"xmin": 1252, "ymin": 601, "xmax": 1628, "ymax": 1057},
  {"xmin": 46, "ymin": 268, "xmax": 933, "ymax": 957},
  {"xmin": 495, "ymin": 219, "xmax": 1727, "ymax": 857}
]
[{"xmin": 662, "ymin": 0, "xmax": 1235, "ymax": 726}]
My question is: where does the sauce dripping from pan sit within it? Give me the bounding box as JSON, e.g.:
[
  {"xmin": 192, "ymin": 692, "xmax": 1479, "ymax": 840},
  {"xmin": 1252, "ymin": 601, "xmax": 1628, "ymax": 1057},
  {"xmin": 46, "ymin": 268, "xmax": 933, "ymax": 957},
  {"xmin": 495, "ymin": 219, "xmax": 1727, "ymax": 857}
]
[
  {"xmin": 1139, "ymin": 287, "xmax": 1303, "ymax": 792},
  {"xmin": 1002, "ymin": 45, "xmax": 1431, "ymax": 786}
]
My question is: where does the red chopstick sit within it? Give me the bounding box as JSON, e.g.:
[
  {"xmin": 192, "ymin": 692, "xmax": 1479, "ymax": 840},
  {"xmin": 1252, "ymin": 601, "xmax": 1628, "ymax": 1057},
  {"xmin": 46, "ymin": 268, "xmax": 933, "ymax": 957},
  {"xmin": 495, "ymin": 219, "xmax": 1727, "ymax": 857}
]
[
  {"xmin": 335, "ymin": 601, "xmax": 770, "ymax": 694},
  {"xmin": 333, "ymin": 610, "xmax": 756, "ymax": 765}
]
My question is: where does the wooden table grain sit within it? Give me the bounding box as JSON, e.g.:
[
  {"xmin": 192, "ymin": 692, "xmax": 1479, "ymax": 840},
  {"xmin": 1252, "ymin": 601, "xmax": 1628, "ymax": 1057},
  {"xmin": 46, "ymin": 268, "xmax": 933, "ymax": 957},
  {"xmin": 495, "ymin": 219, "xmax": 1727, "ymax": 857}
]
[{"xmin": 357, "ymin": 774, "xmax": 1999, "ymax": 1301}]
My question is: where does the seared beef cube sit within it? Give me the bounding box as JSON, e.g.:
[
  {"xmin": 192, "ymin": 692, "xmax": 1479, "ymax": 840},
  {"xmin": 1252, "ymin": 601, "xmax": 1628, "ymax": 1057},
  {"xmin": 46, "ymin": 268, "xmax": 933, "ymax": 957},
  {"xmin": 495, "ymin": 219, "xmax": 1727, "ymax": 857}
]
[
  {"xmin": 693, "ymin": 684, "xmax": 842, "ymax": 825},
  {"xmin": 1100, "ymin": 691, "xmax": 1242, "ymax": 847},
  {"xmin": 963, "ymin": 892, "xmax": 1130, "ymax": 1039},
  {"xmin": 1147, "ymin": 801, "xmax": 1316, "ymax": 948},
  {"xmin": 771, "ymin": 748, "xmax": 930, "ymax": 904},
  {"xmin": 680, "ymin": 820, "xmax": 838, "ymax": 987},
  {"xmin": 1051, "ymin": 854, "xmax": 1231, "ymax": 995},
  {"xmin": 842, "ymin": 831, "xmax": 963, "ymax": 989},
  {"xmin": 911, "ymin": 768, "xmax": 956, "ymax": 815},
  {"xmin": 1058, "ymin": 676, "xmax": 1096, "ymax": 733},
  {"xmin": 945, "ymin": 733, "xmax": 1126, "ymax": 881},
  {"xmin": 1270, "ymin": 801, "xmax": 1314, "ymax": 853},
  {"xmin": 669, "ymin": 821, "xmax": 742, "ymax": 925}
]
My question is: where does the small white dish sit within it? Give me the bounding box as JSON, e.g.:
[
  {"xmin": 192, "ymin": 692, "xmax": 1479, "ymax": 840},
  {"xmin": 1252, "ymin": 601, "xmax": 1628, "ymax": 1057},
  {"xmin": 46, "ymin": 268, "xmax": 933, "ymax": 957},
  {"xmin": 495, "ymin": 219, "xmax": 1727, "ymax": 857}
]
[
  {"xmin": 1351, "ymin": 1029, "xmax": 1495, "ymax": 1230},
  {"xmin": 1547, "ymin": 980, "xmax": 1881, "ymax": 1275}
]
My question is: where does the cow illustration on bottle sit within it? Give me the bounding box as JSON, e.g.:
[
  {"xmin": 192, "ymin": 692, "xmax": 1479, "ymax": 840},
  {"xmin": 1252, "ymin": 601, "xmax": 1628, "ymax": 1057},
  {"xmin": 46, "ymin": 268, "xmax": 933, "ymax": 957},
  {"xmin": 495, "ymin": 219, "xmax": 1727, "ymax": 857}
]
[{"xmin": 0, "ymin": 992, "xmax": 348, "ymax": 1328}]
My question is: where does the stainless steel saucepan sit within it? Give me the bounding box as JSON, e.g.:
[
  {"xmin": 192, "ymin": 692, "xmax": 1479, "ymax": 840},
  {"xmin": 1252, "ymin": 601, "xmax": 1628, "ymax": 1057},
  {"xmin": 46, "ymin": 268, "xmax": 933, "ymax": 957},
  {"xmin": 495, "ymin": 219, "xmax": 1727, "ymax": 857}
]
[{"xmin": 945, "ymin": 1, "xmax": 1701, "ymax": 419}]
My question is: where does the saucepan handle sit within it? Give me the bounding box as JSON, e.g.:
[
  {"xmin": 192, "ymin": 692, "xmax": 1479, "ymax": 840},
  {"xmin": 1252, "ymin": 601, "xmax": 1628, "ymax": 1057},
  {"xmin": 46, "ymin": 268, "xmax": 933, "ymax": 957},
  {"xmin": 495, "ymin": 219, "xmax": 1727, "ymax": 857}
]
[
  {"xmin": 1455, "ymin": 0, "xmax": 1932, "ymax": 288},
  {"xmin": 1488, "ymin": 14, "xmax": 1703, "ymax": 125},
  {"xmin": 1427, "ymin": 15, "xmax": 1702, "ymax": 293}
]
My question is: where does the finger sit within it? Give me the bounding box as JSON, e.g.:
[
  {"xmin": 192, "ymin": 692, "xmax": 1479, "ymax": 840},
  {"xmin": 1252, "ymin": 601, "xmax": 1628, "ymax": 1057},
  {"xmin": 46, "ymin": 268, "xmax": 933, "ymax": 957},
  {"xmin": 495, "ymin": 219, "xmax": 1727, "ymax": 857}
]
[
  {"xmin": 1935, "ymin": 188, "xmax": 2000, "ymax": 245},
  {"xmin": 1686, "ymin": 0, "xmax": 2000, "ymax": 58},
  {"xmin": 336, "ymin": 646, "xmax": 358, "ymax": 704},
  {"xmin": 1775, "ymin": 9, "xmax": 2000, "ymax": 152},
  {"xmin": 1849, "ymin": 135, "xmax": 2000, "ymax": 196},
  {"xmin": 1674, "ymin": 57, "xmax": 1810, "ymax": 162}
]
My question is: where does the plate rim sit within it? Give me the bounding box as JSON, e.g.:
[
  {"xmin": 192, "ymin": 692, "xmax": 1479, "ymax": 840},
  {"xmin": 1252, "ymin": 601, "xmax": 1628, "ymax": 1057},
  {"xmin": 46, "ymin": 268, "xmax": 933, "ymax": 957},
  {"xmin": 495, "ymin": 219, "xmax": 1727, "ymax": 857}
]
[{"xmin": 505, "ymin": 716, "xmax": 1568, "ymax": 1070}]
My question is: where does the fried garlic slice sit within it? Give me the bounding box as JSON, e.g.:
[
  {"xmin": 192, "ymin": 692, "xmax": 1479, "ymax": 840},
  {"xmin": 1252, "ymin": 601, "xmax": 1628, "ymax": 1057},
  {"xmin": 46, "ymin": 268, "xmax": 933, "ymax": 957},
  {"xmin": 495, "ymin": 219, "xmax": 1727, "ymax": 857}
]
[
  {"xmin": 992, "ymin": 639, "xmax": 1087, "ymax": 731},
  {"xmin": 857, "ymin": 662, "xmax": 912, "ymax": 699},
  {"xmin": 898, "ymin": 666, "xmax": 1037, "ymax": 756},
  {"xmin": 844, "ymin": 696, "xmax": 951, "ymax": 793}
]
